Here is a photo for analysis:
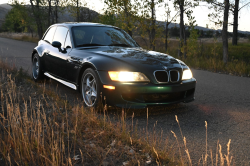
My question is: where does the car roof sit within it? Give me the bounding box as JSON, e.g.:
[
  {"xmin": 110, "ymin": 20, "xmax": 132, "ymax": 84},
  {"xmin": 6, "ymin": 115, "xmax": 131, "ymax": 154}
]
[{"xmin": 51, "ymin": 22, "xmax": 116, "ymax": 29}]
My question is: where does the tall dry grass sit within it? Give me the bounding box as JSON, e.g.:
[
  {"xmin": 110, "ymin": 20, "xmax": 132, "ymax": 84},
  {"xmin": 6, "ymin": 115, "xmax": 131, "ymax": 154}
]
[
  {"xmin": 0, "ymin": 60, "xmax": 176, "ymax": 165},
  {"xmin": 0, "ymin": 58, "xmax": 234, "ymax": 165}
]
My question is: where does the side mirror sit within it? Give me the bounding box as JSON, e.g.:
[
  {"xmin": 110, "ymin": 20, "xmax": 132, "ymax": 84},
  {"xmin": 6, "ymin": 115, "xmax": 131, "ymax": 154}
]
[{"xmin": 52, "ymin": 41, "xmax": 62, "ymax": 48}]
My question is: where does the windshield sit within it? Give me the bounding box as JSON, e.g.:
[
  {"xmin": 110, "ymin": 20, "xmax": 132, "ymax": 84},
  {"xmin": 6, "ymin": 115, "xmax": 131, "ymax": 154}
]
[{"xmin": 71, "ymin": 26, "xmax": 139, "ymax": 48}]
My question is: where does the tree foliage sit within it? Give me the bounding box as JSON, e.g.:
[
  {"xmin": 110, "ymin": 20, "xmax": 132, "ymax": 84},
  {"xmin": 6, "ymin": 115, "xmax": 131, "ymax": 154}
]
[
  {"xmin": 172, "ymin": 0, "xmax": 199, "ymax": 58},
  {"xmin": 2, "ymin": 2, "xmax": 29, "ymax": 33},
  {"xmin": 186, "ymin": 10, "xmax": 199, "ymax": 58},
  {"xmin": 163, "ymin": 1, "xmax": 179, "ymax": 52},
  {"xmin": 102, "ymin": 0, "xmax": 137, "ymax": 37},
  {"xmin": 2, "ymin": 0, "xmax": 68, "ymax": 38},
  {"xmin": 206, "ymin": 0, "xmax": 230, "ymax": 64}
]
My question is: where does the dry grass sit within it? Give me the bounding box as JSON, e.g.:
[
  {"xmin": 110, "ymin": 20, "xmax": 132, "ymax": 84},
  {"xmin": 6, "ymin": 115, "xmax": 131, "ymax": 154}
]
[
  {"xmin": 0, "ymin": 59, "xmax": 177, "ymax": 165},
  {"xmin": 0, "ymin": 58, "xmax": 235, "ymax": 165},
  {"xmin": 0, "ymin": 32, "xmax": 39, "ymax": 43}
]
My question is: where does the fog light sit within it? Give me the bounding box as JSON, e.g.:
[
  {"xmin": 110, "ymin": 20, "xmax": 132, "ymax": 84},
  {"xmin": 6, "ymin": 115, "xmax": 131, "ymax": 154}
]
[{"xmin": 103, "ymin": 85, "xmax": 115, "ymax": 90}]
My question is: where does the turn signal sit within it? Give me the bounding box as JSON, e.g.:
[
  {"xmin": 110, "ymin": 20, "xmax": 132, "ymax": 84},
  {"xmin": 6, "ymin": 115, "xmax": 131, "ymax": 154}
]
[{"xmin": 103, "ymin": 85, "xmax": 115, "ymax": 90}]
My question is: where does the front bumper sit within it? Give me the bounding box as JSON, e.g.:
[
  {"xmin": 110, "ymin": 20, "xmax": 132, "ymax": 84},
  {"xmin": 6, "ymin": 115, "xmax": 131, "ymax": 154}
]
[{"xmin": 101, "ymin": 78, "xmax": 196, "ymax": 109}]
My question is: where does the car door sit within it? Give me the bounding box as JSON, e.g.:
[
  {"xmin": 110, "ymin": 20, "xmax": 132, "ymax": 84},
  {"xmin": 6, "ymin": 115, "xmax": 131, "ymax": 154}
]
[
  {"xmin": 63, "ymin": 31, "xmax": 78, "ymax": 83},
  {"xmin": 48, "ymin": 26, "xmax": 72, "ymax": 79}
]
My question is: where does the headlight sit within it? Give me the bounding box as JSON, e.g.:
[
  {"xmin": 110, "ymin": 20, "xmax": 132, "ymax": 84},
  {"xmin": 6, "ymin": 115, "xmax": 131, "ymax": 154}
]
[
  {"xmin": 182, "ymin": 69, "xmax": 193, "ymax": 80},
  {"xmin": 108, "ymin": 71, "xmax": 150, "ymax": 82}
]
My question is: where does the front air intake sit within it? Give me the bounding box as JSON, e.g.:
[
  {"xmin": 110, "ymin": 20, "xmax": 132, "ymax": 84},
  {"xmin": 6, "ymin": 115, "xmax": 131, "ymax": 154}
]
[
  {"xmin": 154, "ymin": 71, "xmax": 168, "ymax": 83},
  {"xmin": 169, "ymin": 70, "xmax": 179, "ymax": 82}
]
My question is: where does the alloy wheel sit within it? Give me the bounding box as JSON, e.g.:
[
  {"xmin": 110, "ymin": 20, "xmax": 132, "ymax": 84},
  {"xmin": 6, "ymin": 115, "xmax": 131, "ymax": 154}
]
[
  {"xmin": 32, "ymin": 56, "xmax": 39, "ymax": 79},
  {"xmin": 82, "ymin": 73, "xmax": 97, "ymax": 107}
]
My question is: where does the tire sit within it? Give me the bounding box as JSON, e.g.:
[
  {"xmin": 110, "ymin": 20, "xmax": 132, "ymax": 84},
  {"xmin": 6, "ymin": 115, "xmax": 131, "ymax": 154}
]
[
  {"xmin": 81, "ymin": 68, "xmax": 102, "ymax": 108},
  {"xmin": 32, "ymin": 53, "xmax": 44, "ymax": 81}
]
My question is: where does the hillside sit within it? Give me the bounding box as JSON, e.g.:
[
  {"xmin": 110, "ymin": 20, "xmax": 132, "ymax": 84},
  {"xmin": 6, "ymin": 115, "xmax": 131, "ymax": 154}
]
[
  {"xmin": 0, "ymin": 3, "xmax": 249, "ymax": 34},
  {"xmin": 0, "ymin": 4, "xmax": 10, "ymax": 29},
  {"xmin": 0, "ymin": 3, "xmax": 99, "ymax": 29}
]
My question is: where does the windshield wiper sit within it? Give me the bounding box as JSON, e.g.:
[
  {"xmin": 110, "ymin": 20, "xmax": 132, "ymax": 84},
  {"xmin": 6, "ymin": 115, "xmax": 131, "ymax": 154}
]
[
  {"xmin": 76, "ymin": 43, "xmax": 105, "ymax": 47},
  {"xmin": 109, "ymin": 43, "xmax": 131, "ymax": 47}
]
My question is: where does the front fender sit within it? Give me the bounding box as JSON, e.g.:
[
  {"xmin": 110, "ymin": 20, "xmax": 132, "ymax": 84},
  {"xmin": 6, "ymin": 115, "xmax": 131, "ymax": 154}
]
[{"xmin": 32, "ymin": 42, "xmax": 47, "ymax": 72}]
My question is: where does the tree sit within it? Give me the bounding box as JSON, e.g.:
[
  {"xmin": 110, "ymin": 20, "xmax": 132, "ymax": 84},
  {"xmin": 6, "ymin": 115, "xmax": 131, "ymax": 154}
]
[
  {"xmin": 173, "ymin": 0, "xmax": 199, "ymax": 58},
  {"xmin": 29, "ymin": 0, "xmax": 44, "ymax": 39},
  {"xmin": 136, "ymin": 0, "xmax": 163, "ymax": 50},
  {"xmin": 47, "ymin": 0, "xmax": 52, "ymax": 26},
  {"xmin": 206, "ymin": 0, "xmax": 230, "ymax": 64},
  {"xmin": 67, "ymin": 0, "xmax": 86, "ymax": 22},
  {"xmin": 54, "ymin": 0, "xmax": 59, "ymax": 23},
  {"xmin": 2, "ymin": 1, "xmax": 35, "ymax": 34},
  {"xmin": 222, "ymin": 0, "xmax": 229, "ymax": 64},
  {"xmin": 186, "ymin": 10, "xmax": 199, "ymax": 58},
  {"xmin": 232, "ymin": 0, "xmax": 250, "ymax": 45},
  {"xmin": 103, "ymin": 0, "xmax": 137, "ymax": 37},
  {"xmin": 163, "ymin": 2, "xmax": 179, "ymax": 52},
  {"xmin": 149, "ymin": 0, "xmax": 156, "ymax": 50},
  {"xmin": 2, "ymin": 3, "xmax": 24, "ymax": 32}
]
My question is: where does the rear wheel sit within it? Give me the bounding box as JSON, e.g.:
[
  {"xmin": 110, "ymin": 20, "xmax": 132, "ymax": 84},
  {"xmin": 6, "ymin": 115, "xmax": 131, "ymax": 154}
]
[
  {"xmin": 81, "ymin": 68, "xmax": 102, "ymax": 108},
  {"xmin": 32, "ymin": 53, "xmax": 44, "ymax": 81}
]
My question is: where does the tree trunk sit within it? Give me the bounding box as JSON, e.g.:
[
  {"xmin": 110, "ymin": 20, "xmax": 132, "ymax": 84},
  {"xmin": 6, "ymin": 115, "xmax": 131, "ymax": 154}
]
[
  {"xmin": 232, "ymin": 0, "xmax": 239, "ymax": 45},
  {"xmin": 165, "ymin": 22, "xmax": 169, "ymax": 53},
  {"xmin": 30, "ymin": 0, "xmax": 43, "ymax": 39},
  {"xmin": 48, "ymin": 0, "xmax": 51, "ymax": 26},
  {"xmin": 178, "ymin": 0, "xmax": 184, "ymax": 58},
  {"xmin": 222, "ymin": 0, "xmax": 229, "ymax": 64},
  {"xmin": 55, "ymin": 0, "xmax": 58, "ymax": 23},
  {"xmin": 183, "ymin": 25, "xmax": 187, "ymax": 58},
  {"xmin": 150, "ymin": 0, "xmax": 156, "ymax": 51},
  {"xmin": 88, "ymin": 8, "xmax": 91, "ymax": 21},
  {"xmin": 77, "ymin": 0, "xmax": 79, "ymax": 22},
  {"xmin": 124, "ymin": 3, "xmax": 132, "ymax": 37}
]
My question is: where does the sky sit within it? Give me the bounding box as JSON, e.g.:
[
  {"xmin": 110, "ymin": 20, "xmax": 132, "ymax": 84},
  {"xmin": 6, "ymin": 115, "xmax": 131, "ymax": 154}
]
[{"xmin": 0, "ymin": 0, "xmax": 249, "ymax": 32}]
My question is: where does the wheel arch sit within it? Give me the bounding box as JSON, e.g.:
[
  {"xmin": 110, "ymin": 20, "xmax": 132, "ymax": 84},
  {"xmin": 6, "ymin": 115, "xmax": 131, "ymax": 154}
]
[
  {"xmin": 31, "ymin": 49, "xmax": 38, "ymax": 61},
  {"xmin": 77, "ymin": 62, "xmax": 98, "ymax": 91},
  {"xmin": 31, "ymin": 48, "xmax": 46, "ymax": 74}
]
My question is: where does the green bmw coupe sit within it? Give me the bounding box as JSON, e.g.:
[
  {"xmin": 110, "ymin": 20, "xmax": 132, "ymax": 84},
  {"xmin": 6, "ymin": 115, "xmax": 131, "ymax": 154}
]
[{"xmin": 32, "ymin": 22, "xmax": 196, "ymax": 108}]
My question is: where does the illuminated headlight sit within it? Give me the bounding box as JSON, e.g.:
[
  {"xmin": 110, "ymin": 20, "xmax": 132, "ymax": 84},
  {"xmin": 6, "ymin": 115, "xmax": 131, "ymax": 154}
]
[
  {"xmin": 182, "ymin": 69, "xmax": 193, "ymax": 80},
  {"xmin": 108, "ymin": 71, "xmax": 150, "ymax": 82}
]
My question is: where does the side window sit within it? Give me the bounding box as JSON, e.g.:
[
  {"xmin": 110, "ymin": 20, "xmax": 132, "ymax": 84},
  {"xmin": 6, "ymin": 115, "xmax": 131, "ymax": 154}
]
[
  {"xmin": 53, "ymin": 26, "xmax": 68, "ymax": 48},
  {"xmin": 43, "ymin": 26, "xmax": 56, "ymax": 44},
  {"xmin": 64, "ymin": 31, "xmax": 72, "ymax": 48}
]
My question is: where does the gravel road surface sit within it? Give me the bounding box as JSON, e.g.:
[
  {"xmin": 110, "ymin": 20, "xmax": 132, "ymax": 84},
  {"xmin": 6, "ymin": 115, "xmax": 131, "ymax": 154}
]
[{"xmin": 1, "ymin": 37, "xmax": 250, "ymax": 165}]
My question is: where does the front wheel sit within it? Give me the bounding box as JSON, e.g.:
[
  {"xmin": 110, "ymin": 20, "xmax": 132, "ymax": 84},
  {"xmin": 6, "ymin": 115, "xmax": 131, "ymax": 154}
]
[
  {"xmin": 32, "ymin": 53, "xmax": 44, "ymax": 81},
  {"xmin": 81, "ymin": 68, "xmax": 102, "ymax": 108}
]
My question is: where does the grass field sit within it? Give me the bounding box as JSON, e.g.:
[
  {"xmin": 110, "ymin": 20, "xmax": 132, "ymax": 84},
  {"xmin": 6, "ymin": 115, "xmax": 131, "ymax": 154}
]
[
  {"xmin": 0, "ymin": 59, "xmax": 177, "ymax": 165},
  {"xmin": 134, "ymin": 36, "xmax": 250, "ymax": 77}
]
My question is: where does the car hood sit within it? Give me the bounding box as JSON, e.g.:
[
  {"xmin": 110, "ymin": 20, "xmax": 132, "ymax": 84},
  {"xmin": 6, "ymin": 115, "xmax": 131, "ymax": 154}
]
[
  {"xmin": 70, "ymin": 46, "xmax": 189, "ymax": 84},
  {"xmin": 87, "ymin": 46, "xmax": 185, "ymax": 71}
]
